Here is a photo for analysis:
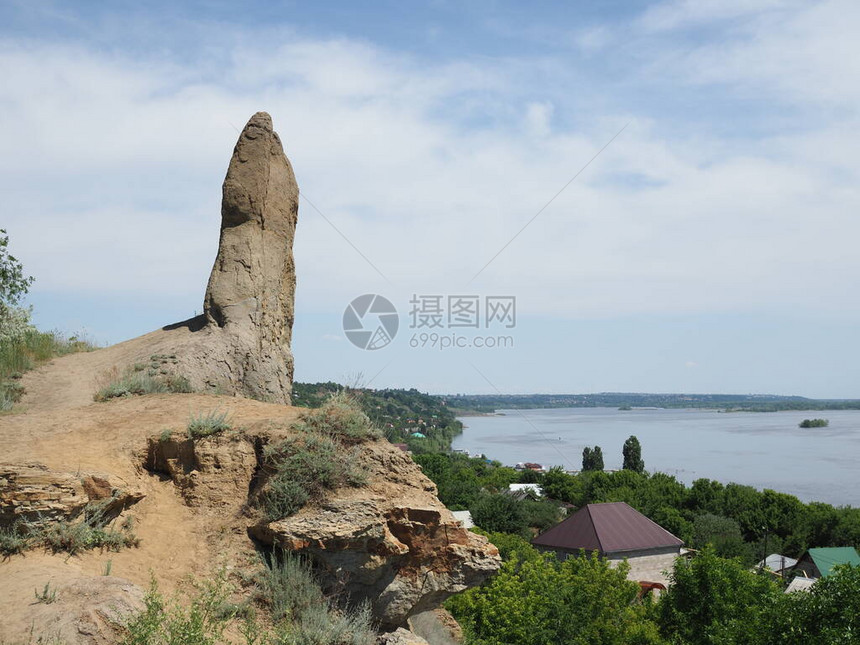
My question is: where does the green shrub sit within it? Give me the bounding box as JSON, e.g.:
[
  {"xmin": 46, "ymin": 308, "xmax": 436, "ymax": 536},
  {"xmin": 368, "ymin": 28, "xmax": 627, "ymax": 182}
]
[
  {"xmin": 256, "ymin": 553, "xmax": 324, "ymax": 623},
  {"xmin": 261, "ymin": 477, "xmax": 309, "ymax": 520},
  {"xmin": 0, "ymin": 522, "xmax": 30, "ymax": 555},
  {"xmin": 281, "ymin": 601, "xmax": 374, "ymax": 645},
  {"xmin": 121, "ymin": 573, "xmax": 238, "ymax": 645},
  {"xmin": 258, "ymin": 553, "xmax": 375, "ymax": 645},
  {"xmin": 120, "ymin": 560, "xmax": 375, "ymax": 645},
  {"xmin": 187, "ymin": 410, "xmax": 232, "ymax": 439},
  {"xmin": 260, "ymin": 433, "xmax": 366, "ymax": 521},
  {"xmin": 470, "ymin": 493, "xmax": 529, "ymax": 535},
  {"xmin": 294, "ymin": 391, "xmax": 381, "ymax": 443}
]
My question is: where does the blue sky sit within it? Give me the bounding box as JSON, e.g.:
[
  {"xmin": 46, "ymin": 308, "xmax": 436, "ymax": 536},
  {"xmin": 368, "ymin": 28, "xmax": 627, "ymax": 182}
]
[{"xmin": 2, "ymin": 0, "xmax": 859, "ymax": 397}]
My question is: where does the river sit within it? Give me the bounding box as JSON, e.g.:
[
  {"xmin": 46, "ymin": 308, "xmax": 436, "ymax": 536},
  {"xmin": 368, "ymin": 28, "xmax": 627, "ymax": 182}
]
[{"xmin": 452, "ymin": 407, "xmax": 860, "ymax": 506}]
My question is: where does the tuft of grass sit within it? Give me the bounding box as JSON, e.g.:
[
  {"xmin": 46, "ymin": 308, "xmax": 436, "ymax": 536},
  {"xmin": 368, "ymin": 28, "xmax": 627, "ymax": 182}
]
[
  {"xmin": 158, "ymin": 428, "xmax": 173, "ymax": 442},
  {"xmin": 94, "ymin": 365, "xmax": 193, "ymax": 402},
  {"xmin": 187, "ymin": 409, "xmax": 232, "ymax": 439},
  {"xmin": 0, "ymin": 522, "xmax": 30, "ymax": 555},
  {"xmin": 294, "ymin": 391, "xmax": 381, "ymax": 443},
  {"xmin": 34, "ymin": 582, "xmax": 58, "ymax": 604}
]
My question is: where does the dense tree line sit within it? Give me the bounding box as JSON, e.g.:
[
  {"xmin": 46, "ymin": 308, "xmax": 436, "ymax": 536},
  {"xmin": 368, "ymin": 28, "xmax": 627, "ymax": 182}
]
[{"xmin": 416, "ymin": 452, "xmax": 860, "ymax": 564}]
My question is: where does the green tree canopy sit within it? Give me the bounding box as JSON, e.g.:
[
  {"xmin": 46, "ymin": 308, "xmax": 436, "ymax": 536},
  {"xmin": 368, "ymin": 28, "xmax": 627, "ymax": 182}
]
[
  {"xmin": 657, "ymin": 548, "xmax": 780, "ymax": 645},
  {"xmin": 448, "ymin": 547, "xmax": 662, "ymax": 645},
  {"xmin": 582, "ymin": 446, "xmax": 604, "ymax": 472},
  {"xmin": 622, "ymin": 435, "xmax": 645, "ymax": 473},
  {"xmin": 470, "ymin": 493, "xmax": 528, "ymax": 535}
]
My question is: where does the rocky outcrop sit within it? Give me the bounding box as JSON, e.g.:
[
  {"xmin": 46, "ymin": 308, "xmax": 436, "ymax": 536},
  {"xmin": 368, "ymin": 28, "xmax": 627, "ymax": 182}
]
[
  {"xmin": 143, "ymin": 431, "xmax": 259, "ymax": 508},
  {"xmin": 255, "ymin": 499, "xmax": 500, "ymax": 627},
  {"xmin": 145, "ymin": 426, "xmax": 501, "ymax": 629},
  {"xmin": 0, "ymin": 463, "xmax": 144, "ymax": 527}
]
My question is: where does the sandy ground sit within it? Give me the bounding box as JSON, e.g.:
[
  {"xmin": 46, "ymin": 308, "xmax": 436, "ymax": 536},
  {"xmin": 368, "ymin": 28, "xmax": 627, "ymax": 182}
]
[{"xmin": 0, "ymin": 339, "xmax": 302, "ymax": 640}]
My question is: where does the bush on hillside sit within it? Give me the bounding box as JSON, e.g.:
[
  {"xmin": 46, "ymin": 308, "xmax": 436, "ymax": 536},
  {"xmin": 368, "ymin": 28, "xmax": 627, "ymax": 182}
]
[
  {"xmin": 259, "ymin": 433, "xmax": 366, "ymax": 521},
  {"xmin": 293, "ymin": 391, "xmax": 381, "ymax": 442}
]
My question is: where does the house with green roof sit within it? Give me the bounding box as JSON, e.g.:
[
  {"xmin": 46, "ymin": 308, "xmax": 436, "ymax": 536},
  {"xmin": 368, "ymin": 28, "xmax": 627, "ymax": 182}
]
[{"xmin": 792, "ymin": 547, "xmax": 860, "ymax": 579}]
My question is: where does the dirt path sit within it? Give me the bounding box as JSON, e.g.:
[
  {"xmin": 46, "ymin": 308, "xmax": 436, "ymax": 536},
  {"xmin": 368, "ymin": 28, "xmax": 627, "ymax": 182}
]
[{"xmin": 15, "ymin": 326, "xmax": 190, "ymax": 414}]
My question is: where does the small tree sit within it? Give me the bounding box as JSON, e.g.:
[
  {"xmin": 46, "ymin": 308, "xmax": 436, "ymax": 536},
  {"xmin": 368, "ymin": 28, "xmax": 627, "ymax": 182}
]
[
  {"xmin": 0, "ymin": 229, "xmax": 34, "ymax": 314},
  {"xmin": 658, "ymin": 547, "xmax": 779, "ymax": 644},
  {"xmin": 581, "ymin": 446, "xmax": 604, "ymax": 472},
  {"xmin": 470, "ymin": 493, "xmax": 528, "ymax": 535},
  {"xmin": 622, "ymin": 435, "xmax": 645, "ymax": 473}
]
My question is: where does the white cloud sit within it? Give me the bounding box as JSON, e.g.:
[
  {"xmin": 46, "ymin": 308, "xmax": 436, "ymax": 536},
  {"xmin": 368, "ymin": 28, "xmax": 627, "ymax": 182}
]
[{"xmin": 1, "ymin": 8, "xmax": 859, "ymax": 328}]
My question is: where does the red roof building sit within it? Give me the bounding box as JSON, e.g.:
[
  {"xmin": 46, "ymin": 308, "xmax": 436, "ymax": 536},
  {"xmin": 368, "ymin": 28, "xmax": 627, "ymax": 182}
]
[{"xmin": 532, "ymin": 502, "xmax": 684, "ymax": 584}]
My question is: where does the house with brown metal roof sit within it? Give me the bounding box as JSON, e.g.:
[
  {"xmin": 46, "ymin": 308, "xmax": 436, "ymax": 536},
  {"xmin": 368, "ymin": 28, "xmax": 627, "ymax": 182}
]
[{"xmin": 531, "ymin": 501, "xmax": 684, "ymax": 584}]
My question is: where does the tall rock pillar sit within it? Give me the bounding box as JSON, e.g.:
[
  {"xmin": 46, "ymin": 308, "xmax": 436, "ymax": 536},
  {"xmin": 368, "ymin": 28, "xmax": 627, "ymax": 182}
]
[{"xmin": 203, "ymin": 112, "xmax": 298, "ymax": 403}]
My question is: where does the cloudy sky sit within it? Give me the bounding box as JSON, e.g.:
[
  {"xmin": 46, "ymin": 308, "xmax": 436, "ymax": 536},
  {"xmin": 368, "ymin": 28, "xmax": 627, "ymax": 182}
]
[{"xmin": 2, "ymin": 0, "xmax": 858, "ymax": 397}]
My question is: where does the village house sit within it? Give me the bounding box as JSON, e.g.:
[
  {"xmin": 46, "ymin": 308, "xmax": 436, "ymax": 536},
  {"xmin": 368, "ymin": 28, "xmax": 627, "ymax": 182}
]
[
  {"xmin": 531, "ymin": 501, "xmax": 684, "ymax": 585},
  {"xmin": 791, "ymin": 546, "xmax": 860, "ymax": 580}
]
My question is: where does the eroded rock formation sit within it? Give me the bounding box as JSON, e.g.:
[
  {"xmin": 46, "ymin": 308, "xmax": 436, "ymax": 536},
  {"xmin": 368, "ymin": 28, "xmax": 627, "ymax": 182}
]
[
  {"xmin": 145, "ymin": 426, "xmax": 501, "ymax": 628},
  {"xmin": 256, "ymin": 499, "xmax": 501, "ymax": 627},
  {"xmin": 202, "ymin": 111, "xmax": 298, "ymax": 402},
  {"xmin": 0, "ymin": 463, "xmax": 144, "ymax": 527},
  {"xmin": 139, "ymin": 112, "xmax": 298, "ymax": 404}
]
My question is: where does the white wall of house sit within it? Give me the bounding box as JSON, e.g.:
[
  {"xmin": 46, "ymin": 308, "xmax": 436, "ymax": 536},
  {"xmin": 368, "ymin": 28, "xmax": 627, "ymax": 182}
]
[{"xmin": 607, "ymin": 550, "xmax": 680, "ymax": 586}]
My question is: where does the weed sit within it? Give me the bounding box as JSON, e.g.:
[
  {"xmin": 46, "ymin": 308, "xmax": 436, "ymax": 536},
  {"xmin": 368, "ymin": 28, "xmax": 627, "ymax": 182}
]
[
  {"xmin": 103, "ymin": 560, "xmax": 113, "ymax": 576},
  {"xmin": 158, "ymin": 428, "xmax": 173, "ymax": 442},
  {"xmin": 121, "ymin": 572, "xmax": 239, "ymax": 645},
  {"xmin": 118, "ymin": 560, "xmax": 375, "ymax": 645},
  {"xmin": 187, "ymin": 409, "xmax": 232, "ymax": 439},
  {"xmin": 256, "ymin": 553, "xmax": 323, "ymax": 623},
  {"xmin": 0, "ymin": 522, "xmax": 30, "ymax": 555},
  {"xmin": 34, "ymin": 582, "xmax": 58, "ymax": 604}
]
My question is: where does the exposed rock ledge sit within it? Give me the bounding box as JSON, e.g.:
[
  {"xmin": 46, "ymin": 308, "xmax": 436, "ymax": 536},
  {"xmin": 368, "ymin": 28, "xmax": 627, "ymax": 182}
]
[
  {"xmin": 145, "ymin": 425, "xmax": 501, "ymax": 628},
  {"xmin": 0, "ymin": 463, "xmax": 144, "ymax": 526}
]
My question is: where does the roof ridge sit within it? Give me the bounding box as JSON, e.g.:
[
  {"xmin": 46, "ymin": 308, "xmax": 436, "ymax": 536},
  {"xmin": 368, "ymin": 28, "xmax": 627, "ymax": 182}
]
[{"xmin": 585, "ymin": 504, "xmax": 605, "ymax": 552}]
